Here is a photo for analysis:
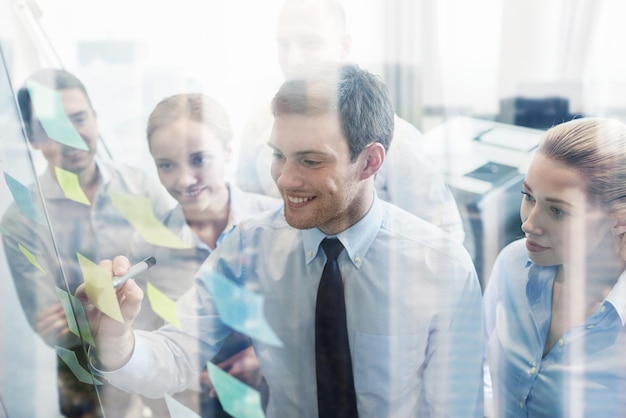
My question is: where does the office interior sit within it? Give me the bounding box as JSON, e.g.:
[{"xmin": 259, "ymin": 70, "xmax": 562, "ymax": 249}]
[{"xmin": 2, "ymin": 0, "xmax": 626, "ymax": 416}]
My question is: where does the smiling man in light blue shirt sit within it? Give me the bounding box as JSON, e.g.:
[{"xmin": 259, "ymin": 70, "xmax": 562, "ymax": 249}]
[{"xmin": 80, "ymin": 62, "xmax": 483, "ymax": 417}]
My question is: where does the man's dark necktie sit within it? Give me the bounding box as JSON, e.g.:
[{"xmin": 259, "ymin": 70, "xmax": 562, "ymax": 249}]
[{"xmin": 315, "ymin": 238, "xmax": 358, "ymax": 417}]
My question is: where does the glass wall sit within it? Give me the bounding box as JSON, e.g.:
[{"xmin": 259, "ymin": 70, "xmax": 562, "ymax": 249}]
[{"xmin": 2, "ymin": 0, "xmax": 626, "ymax": 417}]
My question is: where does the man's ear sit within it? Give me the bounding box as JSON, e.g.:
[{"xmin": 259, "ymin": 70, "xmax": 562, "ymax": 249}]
[
  {"xmin": 25, "ymin": 124, "xmax": 43, "ymax": 150},
  {"xmin": 359, "ymin": 142, "xmax": 385, "ymax": 180},
  {"xmin": 612, "ymin": 218, "xmax": 626, "ymax": 236}
]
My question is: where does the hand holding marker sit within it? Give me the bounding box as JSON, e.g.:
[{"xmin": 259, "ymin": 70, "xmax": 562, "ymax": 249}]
[{"xmin": 112, "ymin": 257, "xmax": 157, "ymax": 289}]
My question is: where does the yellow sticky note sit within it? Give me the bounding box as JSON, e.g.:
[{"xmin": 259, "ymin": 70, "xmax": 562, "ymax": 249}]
[
  {"xmin": 55, "ymin": 166, "xmax": 90, "ymax": 205},
  {"xmin": 146, "ymin": 282, "xmax": 181, "ymax": 329},
  {"xmin": 18, "ymin": 243, "xmax": 46, "ymax": 273},
  {"xmin": 110, "ymin": 192, "xmax": 190, "ymax": 249},
  {"xmin": 77, "ymin": 253, "xmax": 124, "ymax": 323}
]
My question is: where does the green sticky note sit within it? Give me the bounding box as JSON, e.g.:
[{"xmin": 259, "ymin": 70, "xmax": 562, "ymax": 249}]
[
  {"xmin": 55, "ymin": 287, "xmax": 80, "ymax": 337},
  {"xmin": 18, "ymin": 243, "xmax": 46, "ymax": 273},
  {"xmin": 146, "ymin": 282, "xmax": 181, "ymax": 329},
  {"xmin": 55, "ymin": 346, "xmax": 102, "ymax": 385},
  {"xmin": 0, "ymin": 224, "xmax": 11, "ymax": 237},
  {"xmin": 26, "ymin": 80, "xmax": 89, "ymax": 151},
  {"xmin": 55, "ymin": 287, "xmax": 96, "ymax": 347},
  {"xmin": 54, "ymin": 166, "xmax": 90, "ymax": 205},
  {"xmin": 110, "ymin": 191, "xmax": 191, "ymax": 249},
  {"xmin": 164, "ymin": 394, "xmax": 201, "ymax": 417},
  {"xmin": 207, "ymin": 362, "xmax": 265, "ymax": 418},
  {"xmin": 77, "ymin": 253, "xmax": 124, "ymax": 323}
]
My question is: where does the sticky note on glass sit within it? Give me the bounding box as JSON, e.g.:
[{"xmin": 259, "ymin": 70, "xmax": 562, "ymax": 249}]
[
  {"xmin": 202, "ymin": 272, "xmax": 282, "ymax": 347},
  {"xmin": 164, "ymin": 394, "xmax": 202, "ymax": 418},
  {"xmin": 55, "ymin": 287, "xmax": 96, "ymax": 346},
  {"xmin": 18, "ymin": 243, "xmax": 46, "ymax": 273},
  {"xmin": 0, "ymin": 224, "xmax": 10, "ymax": 236},
  {"xmin": 55, "ymin": 346, "xmax": 102, "ymax": 385},
  {"xmin": 207, "ymin": 362, "xmax": 265, "ymax": 418},
  {"xmin": 4, "ymin": 172, "xmax": 47, "ymax": 225},
  {"xmin": 26, "ymin": 80, "xmax": 89, "ymax": 151},
  {"xmin": 146, "ymin": 282, "xmax": 181, "ymax": 329},
  {"xmin": 77, "ymin": 253, "xmax": 123, "ymax": 322},
  {"xmin": 54, "ymin": 166, "xmax": 90, "ymax": 205},
  {"xmin": 110, "ymin": 191, "xmax": 190, "ymax": 249}
]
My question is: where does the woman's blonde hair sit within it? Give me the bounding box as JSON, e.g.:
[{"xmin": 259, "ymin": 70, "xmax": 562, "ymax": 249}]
[
  {"xmin": 539, "ymin": 117, "xmax": 626, "ymax": 252},
  {"xmin": 146, "ymin": 93, "xmax": 232, "ymax": 146}
]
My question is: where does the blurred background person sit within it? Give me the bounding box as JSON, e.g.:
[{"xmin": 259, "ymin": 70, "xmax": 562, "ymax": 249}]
[
  {"xmin": 236, "ymin": 0, "xmax": 466, "ymax": 243},
  {"xmin": 484, "ymin": 117, "xmax": 626, "ymax": 417},
  {"xmin": 129, "ymin": 93, "xmax": 279, "ymax": 417},
  {"xmin": 1, "ymin": 68, "xmax": 173, "ymax": 417}
]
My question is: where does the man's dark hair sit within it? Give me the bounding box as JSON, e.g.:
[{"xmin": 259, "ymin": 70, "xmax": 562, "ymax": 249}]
[
  {"xmin": 16, "ymin": 68, "xmax": 93, "ymax": 136},
  {"xmin": 271, "ymin": 62, "xmax": 394, "ymax": 161}
]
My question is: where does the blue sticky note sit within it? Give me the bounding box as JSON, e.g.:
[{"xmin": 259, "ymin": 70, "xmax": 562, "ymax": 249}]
[
  {"xmin": 164, "ymin": 394, "xmax": 201, "ymax": 418},
  {"xmin": 201, "ymin": 272, "xmax": 282, "ymax": 347},
  {"xmin": 207, "ymin": 362, "xmax": 265, "ymax": 418},
  {"xmin": 4, "ymin": 172, "xmax": 47, "ymax": 225},
  {"xmin": 26, "ymin": 81, "xmax": 89, "ymax": 151}
]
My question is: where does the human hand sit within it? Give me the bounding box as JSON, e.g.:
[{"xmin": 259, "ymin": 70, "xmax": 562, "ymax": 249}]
[
  {"xmin": 35, "ymin": 302, "xmax": 70, "ymax": 346},
  {"xmin": 75, "ymin": 255, "xmax": 144, "ymax": 370}
]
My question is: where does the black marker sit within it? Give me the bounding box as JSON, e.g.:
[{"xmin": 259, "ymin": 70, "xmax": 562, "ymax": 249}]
[{"xmin": 112, "ymin": 257, "xmax": 157, "ymax": 289}]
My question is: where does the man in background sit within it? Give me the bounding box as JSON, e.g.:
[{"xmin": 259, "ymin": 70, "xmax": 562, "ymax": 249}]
[
  {"xmin": 2, "ymin": 68, "xmax": 173, "ymax": 417},
  {"xmin": 236, "ymin": 0, "xmax": 466, "ymax": 243}
]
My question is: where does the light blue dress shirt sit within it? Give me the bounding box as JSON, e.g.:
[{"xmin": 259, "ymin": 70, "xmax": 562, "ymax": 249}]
[
  {"xmin": 99, "ymin": 197, "xmax": 483, "ymax": 417},
  {"xmin": 126, "ymin": 183, "xmax": 280, "ymax": 416},
  {"xmin": 484, "ymin": 238, "xmax": 626, "ymax": 417}
]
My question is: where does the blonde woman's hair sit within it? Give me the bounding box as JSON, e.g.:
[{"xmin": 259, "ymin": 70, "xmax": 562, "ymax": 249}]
[
  {"xmin": 146, "ymin": 93, "xmax": 232, "ymax": 146},
  {"xmin": 539, "ymin": 117, "xmax": 626, "ymax": 252}
]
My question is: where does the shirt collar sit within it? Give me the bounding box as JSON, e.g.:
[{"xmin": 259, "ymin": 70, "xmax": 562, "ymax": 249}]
[
  {"xmin": 302, "ymin": 194, "xmax": 383, "ymax": 269},
  {"xmin": 526, "ymin": 256, "xmax": 626, "ymax": 326},
  {"xmin": 604, "ymin": 269, "xmax": 626, "ymax": 326},
  {"xmin": 227, "ymin": 183, "xmax": 251, "ymax": 226},
  {"xmin": 164, "ymin": 183, "xmax": 248, "ymax": 251},
  {"xmin": 525, "ymin": 260, "xmax": 558, "ymax": 306}
]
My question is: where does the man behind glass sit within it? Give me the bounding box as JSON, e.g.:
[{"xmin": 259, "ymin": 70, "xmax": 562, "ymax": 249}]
[
  {"xmin": 1, "ymin": 68, "xmax": 173, "ymax": 417},
  {"xmin": 236, "ymin": 0, "xmax": 466, "ymax": 243},
  {"xmin": 80, "ymin": 62, "xmax": 483, "ymax": 417}
]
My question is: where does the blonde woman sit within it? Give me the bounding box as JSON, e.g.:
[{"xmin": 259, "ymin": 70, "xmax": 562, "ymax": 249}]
[
  {"xmin": 484, "ymin": 117, "xmax": 626, "ymax": 417},
  {"xmin": 133, "ymin": 93, "xmax": 279, "ymax": 416}
]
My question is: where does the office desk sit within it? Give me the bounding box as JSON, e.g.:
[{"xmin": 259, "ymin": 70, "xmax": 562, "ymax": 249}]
[{"xmin": 421, "ymin": 117, "xmax": 544, "ymax": 288}]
